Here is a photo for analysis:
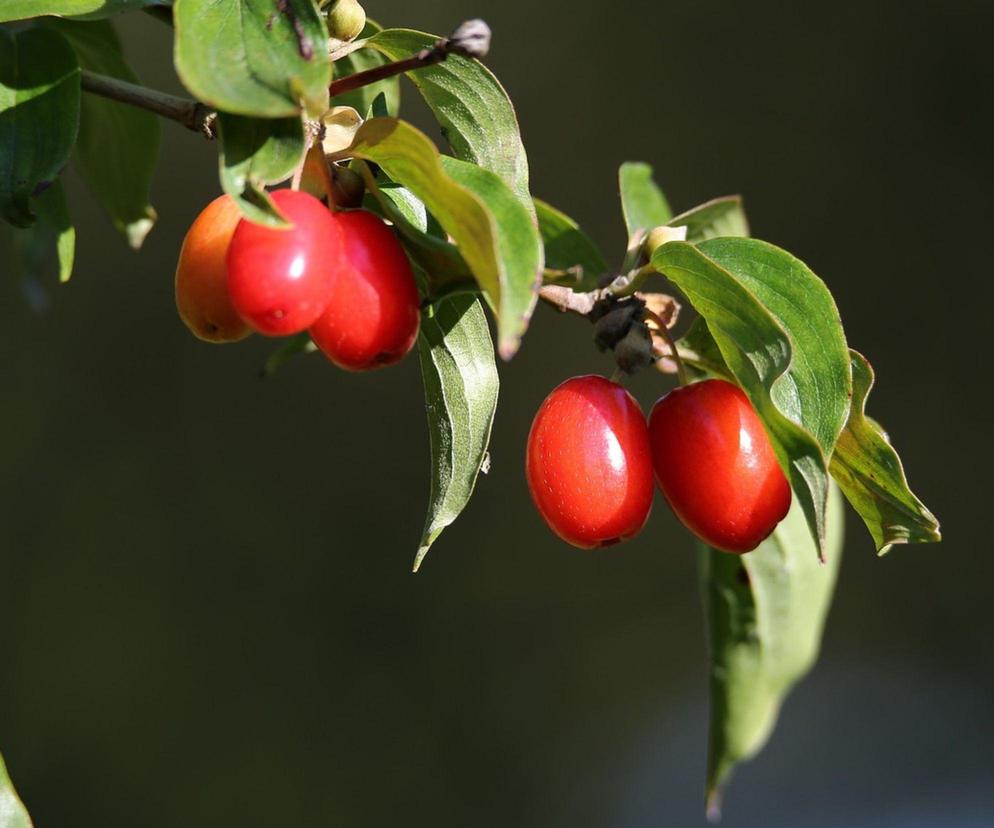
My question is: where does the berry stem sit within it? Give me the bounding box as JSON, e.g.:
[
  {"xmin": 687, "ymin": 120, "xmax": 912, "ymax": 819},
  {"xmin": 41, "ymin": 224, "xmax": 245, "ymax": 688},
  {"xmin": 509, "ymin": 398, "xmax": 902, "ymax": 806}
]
[
  {"xmin": 79, "ymin": 69, "xmax": 216, "ymax": 138},
  {"xmin": 644, "ymin": 307, "xmax": 689, "ymax": 386}
]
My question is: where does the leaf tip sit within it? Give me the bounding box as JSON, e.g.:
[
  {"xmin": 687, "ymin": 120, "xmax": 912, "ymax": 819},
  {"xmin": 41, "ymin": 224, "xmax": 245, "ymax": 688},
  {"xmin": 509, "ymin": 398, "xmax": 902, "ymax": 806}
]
[
  {"xmin": 412, "ymin": 546, "xmax": 430, "ymax": 573},
  {"xmin": 705, "ymin": 788, "xmax": 723, "ymax": 823}
]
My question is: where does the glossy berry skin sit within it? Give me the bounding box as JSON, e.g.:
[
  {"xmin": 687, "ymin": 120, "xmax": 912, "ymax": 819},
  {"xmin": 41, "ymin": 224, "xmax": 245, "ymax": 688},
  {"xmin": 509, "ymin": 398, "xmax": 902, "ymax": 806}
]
[
  {"xmin": 226, "ymin": 189, "xmax": 343, "ymax": 336},
  {"xmin": 174, "ymin": 194, "xmax": 251, "ymax": 343},
  {"xmin": 309, "ymin": 210, "xmax": 420, "ymax": 371},
  {"xmin": 526, "ymin": 375, "xmax": 654, "ymax": 549},
  {"xmin": 649, "ymin": 379, "xmax": 791, "ymax": 554}
]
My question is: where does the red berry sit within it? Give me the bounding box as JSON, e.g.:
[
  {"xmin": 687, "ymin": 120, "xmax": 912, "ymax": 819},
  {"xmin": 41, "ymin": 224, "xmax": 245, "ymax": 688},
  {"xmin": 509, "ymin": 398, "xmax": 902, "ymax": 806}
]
[
  {"xmin": 526, "ymin": 375, "xmax": 654, "ymax": 549},
  {"xmin": 226, "ymin": 189, "xmax": 343, "ymax": 336},
  {"xmin": 648, "ymin": 379, "xmax": 791, "ymax": 553},
  {"xmin": 309, "ymin": 210, "xmax": 420, "ymax": 371},
  {"xmin": 174, "ymin": 194, "xmax": 251, "ymax": 343}
]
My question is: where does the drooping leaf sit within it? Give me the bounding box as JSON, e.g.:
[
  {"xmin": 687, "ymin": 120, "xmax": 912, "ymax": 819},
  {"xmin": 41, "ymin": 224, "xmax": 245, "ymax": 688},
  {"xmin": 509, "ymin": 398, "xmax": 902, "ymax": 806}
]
[
  {"xmin": 0, "ymin": 26, "xmax": 80, "ymax": 228},
  {"xmin": 702, "ymin": 483, "xmax": 844, "ymax": 817},
  {"xmin": 173, "ymin": 0, "xmax": 330, "ymax": 118},
  {"xmin": 830, "ymin": 350, "xmax": 940, "ymax": 554},
  {"xmin": 344, "ymin": 118, "xmax": 542, "ymax": 359},
  {"xmin": 652, "ymin": 239, "xmax": 852, "ymax": 558},
  {"xmin": 330, "ymin": 20, "xmax": 400, "ymax": 117},
  {"xmin": 440, "ymin": 155, "xmax": 541, "ymax": 352},
  {"xmin": 0, "ymin": 752, "xmax": 33, "ymax": 828},
  {"xmin": 0, "ymin": 0, "xmax": 152, "ymax": 22},
  {"xmin": 415, "ymin": 294, "xmax": 499, "ymax": 571},
  {"xmin": 668, "ymin": 195, "xmax": 749, "ymax": 243},
  {"xmin": 619, "ymin": 161, "xmax": 672, "ymax": 238},
  {"xmin": 5, "ymin": 177, "xmax": 75, "ymax": 289},
  {"xmin": 216, "ymin": 112, "xmax": 305, "ymax": 226},
  {"xmin": 45, "ymin": 18, "xmax": 159, "ymax": 248},
  {"xmin": 365, "ymin": 29, "xmax": 531, "ymax": 208},
  {"xmin": 535, "ymin": 197, "xmax": 607, "ymax": 291}
]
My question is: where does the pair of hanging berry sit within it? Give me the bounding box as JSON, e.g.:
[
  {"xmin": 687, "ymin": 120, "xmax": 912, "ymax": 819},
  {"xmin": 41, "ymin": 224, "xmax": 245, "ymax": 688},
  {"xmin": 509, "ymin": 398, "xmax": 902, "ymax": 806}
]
[
  {"xmin": 174, "ymin": 189, "xmax": 420, "ymax": 371},
  {"xmin": 526, "ymin": 374, "xmax": 791, "ymax": 552}
]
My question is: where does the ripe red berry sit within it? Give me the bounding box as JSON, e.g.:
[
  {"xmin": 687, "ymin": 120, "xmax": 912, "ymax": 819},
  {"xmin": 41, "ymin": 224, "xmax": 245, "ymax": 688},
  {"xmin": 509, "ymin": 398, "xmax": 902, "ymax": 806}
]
[
  {"xmin": 226, "ymin": 189, "xmax": 343, "ymax": 336},
  {"xmin": 309, "ymin": 210, "xmax": 420, "ymax": 371},
  {"xmin": 648, "ymin": 379, "xmax": 791, "ymax": 553},
  {"xmin": 526, "ymin": 375, "xmax": 654, "ymax": 549},
  {"xmin": 174, "ymin": 194, "xmax": 251, "ymax": 343}
]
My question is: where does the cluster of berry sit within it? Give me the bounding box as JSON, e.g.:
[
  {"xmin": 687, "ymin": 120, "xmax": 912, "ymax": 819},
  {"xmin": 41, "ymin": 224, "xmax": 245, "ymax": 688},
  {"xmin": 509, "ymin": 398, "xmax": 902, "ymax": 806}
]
[
  {"xmin": 527, "ymin": 376, "xmax": 791, "ymax": 553},
  {"xmin": 175, "ymin": 189, "xmax": 421, "ymax": 371}
]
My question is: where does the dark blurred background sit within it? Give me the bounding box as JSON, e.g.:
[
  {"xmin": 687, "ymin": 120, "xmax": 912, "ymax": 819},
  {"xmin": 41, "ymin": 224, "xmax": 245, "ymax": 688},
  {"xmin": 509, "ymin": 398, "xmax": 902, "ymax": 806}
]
[{"xmin": 2, "ymin": 1, "xmax": 991, "ymax": 825}]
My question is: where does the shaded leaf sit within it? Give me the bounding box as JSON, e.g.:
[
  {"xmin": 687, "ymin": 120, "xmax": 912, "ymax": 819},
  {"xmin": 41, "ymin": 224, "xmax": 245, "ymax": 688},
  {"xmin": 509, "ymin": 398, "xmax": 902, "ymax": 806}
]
[
  {"xmin": 415, "ymin": 294, "xmax": 498, "ymax": 571},
  {"xmin": 619, "ymin": 161, "xmax": 672, "ymax": 238},
  {"xmin": 535, "ymin": 197, "xmax": 607, "ymax": 291},
  {"xmin": 216, "ymin": 112, "xmax": 305, "ymax": 226},
  {"xmin": 330, "ymin": 20, "xmax": 400, "ymax": 117},
  {"xmin": 344, "ymin": 118, "xmax": 541, "ymax": 358},
  {"xmin": 0, "ymin": 0, "xmax": 152, "ymax": 22},
  {"xmin": 174, "ymin": 0, "xmax": 330, "ymax": 118},
  {"xmin": 0, "ymin": 26, "xmax": 80, "ymax": 228},
  {"xmin": 702, "ymin": 483, "xmax": 844, "ymax": 816},
  {"xmin": 365, "ymin": 28, "xmax": 531, "ymax": 207},
  {"xmin": 668, "ymin": 195, "xmax": 749, "ymax": 243},
  {"xmin": 5, "ymin": 177, "xmax": 75, "ymax": 288},
  {"xmin": 652, "ymin": 239, "xmax": 851, "ymax": 557},
  {"xmin": 0, "ymin": 752, "xmax": 32, "ymax": 828},
  {"xmin": 260, "ymin": 332, "xmax": 316, "ymax": 377},
  {"xmin": 830, "ymin": 349, "xmax": 940, "ymax": 554},
  {"xmin": 46, "ymin": 18, "xmax": 159, "ymax": 248}
]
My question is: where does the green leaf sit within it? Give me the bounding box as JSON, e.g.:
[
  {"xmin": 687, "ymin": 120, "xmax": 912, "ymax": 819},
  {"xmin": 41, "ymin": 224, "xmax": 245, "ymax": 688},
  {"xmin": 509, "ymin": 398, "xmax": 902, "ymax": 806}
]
[
  {"xmin": 0, "ymin": 0, "xmax": 152, "ymax": 22},
  {"xmin": 619, "ymin": 161, "xmax": 672, "ymax": 238},
  {"xmin": 173, "ymin": 0, "xmax": 330, "ymax": 118},
  {"xmin": 702, "ymin": 483, "xmax": 844, "ymax": 817},
  {"xmin": 45, "ymin": 18, "xmax": 159, "ymax": 248},
  {"xmin": 260, "ymin": 332, "xmax": 317, "ymax": 377},
  {"xmin": 668, "ymin": 195, "xmax": 749, "ymax": 243},
  {"xmin": 345, "ymin": 118, "xmax": 542, "ymax": 359},
  {"xmin": 652, "ymin": 239, "xmax": 851, "ymax": 558},
  {"xmin": 415, "ymin": 294, "xmax": 499, "ymax": 571},
  {"xmin": 0, "ymin": 752, "xmax": 33, "ymax": 828},
  {"xmin": 365, "ymin": 29, "xmax": 531, "ymax": 207},
  {"xmin": 830, "ymin": 350, "xmax": 940, "ymax": 554},
  {"xmin": 535, "ymin": 197, "xmax": 607, "ymax": 291},
  {"xmin": 331, "ymin": 21, "xmax": 400, "ymax": 117},
  {"xmin": 216, "ymin": 112, "xmax": 305, "ymax": 227},
  {"xmin": 0, "ymin": 26, "xmax": 80, "ymax": 228}
]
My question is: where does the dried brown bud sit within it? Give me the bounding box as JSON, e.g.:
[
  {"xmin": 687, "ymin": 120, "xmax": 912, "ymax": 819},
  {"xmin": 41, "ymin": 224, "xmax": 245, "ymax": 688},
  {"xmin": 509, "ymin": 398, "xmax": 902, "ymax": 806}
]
[
  {"xmin": 640, "ymin": 292, "xmax": 681, "ymax": 330},
  {"xmin": 614, "ymin": 322, "xmax": 654, "ymax": 375},
  {"xmin": 445, "ymin": 19, "xmax": 491, "ymax": 59}
]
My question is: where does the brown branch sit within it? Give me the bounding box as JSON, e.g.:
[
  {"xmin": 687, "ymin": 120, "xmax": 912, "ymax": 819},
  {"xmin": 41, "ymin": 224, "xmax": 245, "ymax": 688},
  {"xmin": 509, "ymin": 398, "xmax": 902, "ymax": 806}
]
[
  {"xmin": 329, "ymin": 19, "xmax": 491, "ymax": 98},
  {"xmin": 80, "ymin": 70, "xmax": 216, "ymax": 138}
]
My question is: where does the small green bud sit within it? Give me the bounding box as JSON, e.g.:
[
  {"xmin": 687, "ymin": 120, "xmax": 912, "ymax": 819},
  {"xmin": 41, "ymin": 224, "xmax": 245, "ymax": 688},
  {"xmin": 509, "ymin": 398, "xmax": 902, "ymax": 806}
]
[{"xmin": 325, "ymin": 0, "xmax": 366, "ymax": 43}]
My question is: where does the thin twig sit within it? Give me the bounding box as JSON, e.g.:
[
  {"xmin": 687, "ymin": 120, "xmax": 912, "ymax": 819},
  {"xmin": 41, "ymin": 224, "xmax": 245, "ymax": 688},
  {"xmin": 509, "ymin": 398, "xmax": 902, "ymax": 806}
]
[
  {"xmin": 329, "ymin": 19, "xmax": 491, "ymax": 98},
  {"xmin": 538, "ymin": 285, "xmax": 601, "ymax": 316},
  {"xmin": 80, "ymin": 69, "xmax": 216, "ymax": 138}
]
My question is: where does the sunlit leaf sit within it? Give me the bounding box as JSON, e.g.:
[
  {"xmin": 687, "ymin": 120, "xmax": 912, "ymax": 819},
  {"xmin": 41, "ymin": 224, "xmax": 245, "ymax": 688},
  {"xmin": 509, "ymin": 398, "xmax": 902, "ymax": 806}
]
[
  {"xmin": 174, "ymin": 0, "xmax": 330, "ymax": 118},
  {"xmin": 415, "ymin": 294, "xmax": 498, "ymax": 571},
  {"xmin": 0, "ymin": 752, "xmax": 32, "ymax": 828},
  {"xmin": 652, "ymin": 239, "xmax": 851, "ymax": 557},
  {"xmin": 0, "ymin": 0, "xmax": 152, "ymax": 22},
  {"xmin": 829, "ymin": 350, "xmax": 940, "ymax": 554},
  {"xmin": 344, "ymin": 117, "xmax": 541, "ymax": 359},
  {"xmin": 365, "ymin": 29, "xmax": 531, "ymax": 207},
  {"xmin": 668, "ymin": 195, "xmax": 749, "ymax": 243}
]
